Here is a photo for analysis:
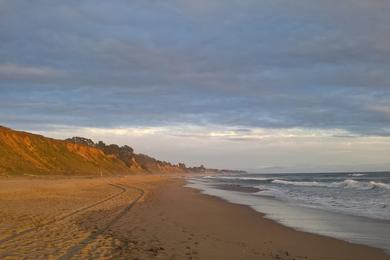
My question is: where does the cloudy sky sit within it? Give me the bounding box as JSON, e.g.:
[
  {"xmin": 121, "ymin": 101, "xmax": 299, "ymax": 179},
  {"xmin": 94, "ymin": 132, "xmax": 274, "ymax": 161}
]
[{"xmin": 1, "ymin": 0, "xmax": 390, "ymax": 172}]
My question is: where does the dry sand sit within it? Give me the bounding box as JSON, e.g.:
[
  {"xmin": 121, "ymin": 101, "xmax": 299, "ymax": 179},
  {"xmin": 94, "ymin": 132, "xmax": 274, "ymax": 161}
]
[{"xmin": 0, "ymin": 175, "xmax": 388, "ymax": 259}]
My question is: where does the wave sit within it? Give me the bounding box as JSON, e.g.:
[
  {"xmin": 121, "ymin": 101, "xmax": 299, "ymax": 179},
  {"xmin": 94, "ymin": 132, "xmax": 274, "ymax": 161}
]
[
  {"xmin": 341, "ymin": 179, "xmax": 367, "ymax": 189},
  {"xmin": 272, "ymin": 179, "xmax": 328, "ymax": 187},
  {"xmin": 203, "ymin": 176, "xmax": 270, "ymax": 181},
  {"xmin": 369, "ymin": 181, "xmax": 390, "ymax": 190},
  {"xmin": 348, "ymin": 173, "xmax": 366, "ymax": 177},
  {"xmin": 332, "ymin": 180, "xmax": 390, "ymax": 190},
  {"xmin": 203, "ymin": 175, "xmax": 390, "ymax": 191},
  {"xmin": 272, "ymin": 179, "xmax": 390, "ymax": 190}
]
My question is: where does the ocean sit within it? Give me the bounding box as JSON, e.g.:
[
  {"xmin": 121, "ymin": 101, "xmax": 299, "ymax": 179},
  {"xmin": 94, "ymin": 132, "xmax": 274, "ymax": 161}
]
[{"xmin": 187, "ymin": 172, "xmax": 390, "ymax": 253}]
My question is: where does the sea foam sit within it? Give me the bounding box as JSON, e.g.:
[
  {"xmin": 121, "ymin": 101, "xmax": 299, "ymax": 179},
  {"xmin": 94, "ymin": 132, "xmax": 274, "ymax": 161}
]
[{"xmin": 271, "ymin": 178, "xmax": 390, "ymax": 190}]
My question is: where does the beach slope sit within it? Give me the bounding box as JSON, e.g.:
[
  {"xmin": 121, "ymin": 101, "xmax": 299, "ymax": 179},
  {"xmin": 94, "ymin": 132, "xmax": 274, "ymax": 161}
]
[{"xmin": 0, "ymin": 176, "xmax": 388, "ymax": 259}]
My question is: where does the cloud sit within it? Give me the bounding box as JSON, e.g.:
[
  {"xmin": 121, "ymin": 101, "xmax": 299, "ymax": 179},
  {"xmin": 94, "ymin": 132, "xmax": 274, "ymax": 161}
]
[
  {"xmin": 368, "ymin": 105, "xmax": 390, "ymax": 117},
  {"xmin": 0, "ymin": 64, "xmax": 63, "ymax": 80},
  {"xmin": 31, "ymin": 124, "xmax": 390, "ymax": 171},
  {"xmin": 32, "ymin": 125, "xmax": 358, "ymax": 142},
  {"xmin": 1, "ymin": 0, "xmax": 390, "ymax": 138}
]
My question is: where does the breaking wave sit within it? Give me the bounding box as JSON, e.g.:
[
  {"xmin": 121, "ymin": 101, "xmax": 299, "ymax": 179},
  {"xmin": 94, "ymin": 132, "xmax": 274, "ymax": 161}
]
[
  {"xmin": 272, "ymin": 179, "xmax": 390, "ymax": 190},
  {"xmin": 203, "ymin": 176, "xmax": 270, "ymax": 181},
  {"xmin": 348, "ymin": 173, "xmax": 366, "ymax": 177}
]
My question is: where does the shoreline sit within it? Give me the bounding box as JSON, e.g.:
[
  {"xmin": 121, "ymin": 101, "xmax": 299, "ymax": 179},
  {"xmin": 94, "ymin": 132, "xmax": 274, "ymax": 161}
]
[
  {"xmin": 186, "ymin": 176, "xmax": 390, "ymax": 255},
  {"xmin": 177, "ymin": 178, "xmax": 389, "ymax": 259},
  {"xmin": 0, "ymin": 175, "xmax": 388, "ymax": 259}
]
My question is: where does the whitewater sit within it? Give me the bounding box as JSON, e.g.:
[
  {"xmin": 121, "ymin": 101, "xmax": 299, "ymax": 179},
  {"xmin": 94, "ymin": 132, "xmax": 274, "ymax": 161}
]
[{"xmin": 187, "ymin": 172, "xmax": 390, "ymax": 253}]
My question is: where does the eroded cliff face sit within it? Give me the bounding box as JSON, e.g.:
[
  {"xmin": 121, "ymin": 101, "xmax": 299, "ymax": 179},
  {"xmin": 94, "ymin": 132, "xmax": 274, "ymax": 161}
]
[
  {"xmin": 0, "ymin": 126, "xmax": 188, "ymax": 176},
  {"xmin": 0, "ymin": 126, "xmax": 133, "ymax": 176},
  {"xmin": 67, "ymin": 138, "xmax": 188, "ymax": 174}
]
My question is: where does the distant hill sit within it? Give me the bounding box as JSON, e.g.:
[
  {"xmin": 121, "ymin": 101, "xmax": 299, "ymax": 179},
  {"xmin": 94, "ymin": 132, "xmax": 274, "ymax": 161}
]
[{"xmin": 0, "ymin": 126, "xmax": 191, "ymax": 176}]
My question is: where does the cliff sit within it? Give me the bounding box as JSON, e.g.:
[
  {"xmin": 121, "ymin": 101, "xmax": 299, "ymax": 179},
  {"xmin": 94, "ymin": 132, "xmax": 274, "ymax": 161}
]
[{"xmin": 0, "ymin": 126, "xmax": 188, "ymax": 176}]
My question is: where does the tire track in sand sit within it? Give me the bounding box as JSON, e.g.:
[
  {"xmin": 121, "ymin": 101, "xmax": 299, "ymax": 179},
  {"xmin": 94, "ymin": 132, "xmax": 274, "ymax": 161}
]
[
  {"xmin": 58, "ymin": 184, "xmax": 145, "ymax": 260},
  {"xmin": 0, "ymin": 183, "xmax": 126, "ymax": 246}
]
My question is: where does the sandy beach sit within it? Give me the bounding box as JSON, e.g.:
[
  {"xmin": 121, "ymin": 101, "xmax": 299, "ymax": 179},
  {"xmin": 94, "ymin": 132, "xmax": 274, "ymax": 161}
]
[{"xmin": 0, "ymin": 175, "xmax": 388, "ymax": 259}]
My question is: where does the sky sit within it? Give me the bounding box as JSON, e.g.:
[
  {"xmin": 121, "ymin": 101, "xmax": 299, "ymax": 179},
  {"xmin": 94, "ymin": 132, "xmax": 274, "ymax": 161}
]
[{"xmin": 1, "ymin": 0, "xmax": 390, "ymax": 173}]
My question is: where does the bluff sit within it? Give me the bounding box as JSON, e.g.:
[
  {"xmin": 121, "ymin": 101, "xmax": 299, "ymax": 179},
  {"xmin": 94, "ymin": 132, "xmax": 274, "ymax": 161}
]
[
  {"xmin": 0, "ymin": 126, "xmax": 189, "ymax": 176},
  {"xmin": 66, "ymin": 137, "xmax": 188, "ymax": 174}
]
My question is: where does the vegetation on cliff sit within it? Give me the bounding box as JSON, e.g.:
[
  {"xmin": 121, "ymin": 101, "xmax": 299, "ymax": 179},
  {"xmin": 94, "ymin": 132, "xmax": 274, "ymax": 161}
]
[
  {"xmin": 66, "ymin": 137, "xmax": 188, "ymax": 174},
  {"xmin": 0, "ymin": 126, "xmax": 187, "ymax": 175}
]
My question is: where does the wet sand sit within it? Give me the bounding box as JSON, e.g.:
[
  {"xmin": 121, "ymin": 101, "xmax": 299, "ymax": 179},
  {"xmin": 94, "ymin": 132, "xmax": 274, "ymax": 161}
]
[{"xmin": 0, "ymin": 175, "xmax": 388, "ymax": 259}]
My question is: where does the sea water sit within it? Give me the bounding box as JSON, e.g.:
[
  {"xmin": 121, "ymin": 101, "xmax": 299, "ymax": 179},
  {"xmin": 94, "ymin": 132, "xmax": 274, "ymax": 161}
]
[{"xmin": 187, "ymin": 172, "xmax": 390, "ymax": 253}]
